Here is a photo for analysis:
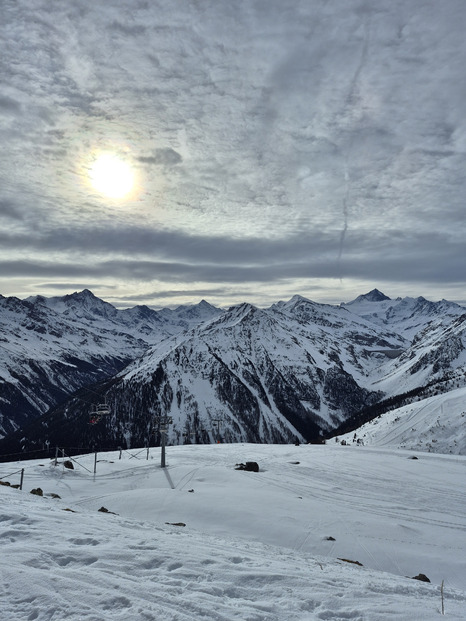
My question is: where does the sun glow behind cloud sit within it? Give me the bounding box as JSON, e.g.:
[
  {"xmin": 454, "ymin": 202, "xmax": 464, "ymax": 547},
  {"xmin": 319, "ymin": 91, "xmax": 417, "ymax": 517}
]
[{"xmin": 88, "ymin": 152, "xmax": 135, "ymax": 199}]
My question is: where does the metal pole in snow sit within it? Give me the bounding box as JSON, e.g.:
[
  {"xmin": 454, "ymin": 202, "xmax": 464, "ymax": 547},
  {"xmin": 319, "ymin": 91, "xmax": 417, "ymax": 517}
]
[
  {"xmin": 94, "ymin": 449, "xmax": 97, "ymax": 474},
  {"xmin": 154, "ymin": 416, "xmax": 173, "ymax": 468},
  {"xmin": 54, "ymin": 446, "xmax": 59, "ymax": 466},
  {"xmin": 19, "ymin": 468, "xmax": 24, "ymax": 491},
  {"xmin": 441, "ymin": 579, "xmax": 445, "ymax": 615},
  {"xmin": 161, "ymin": 432, "xmax": 166, "ymax": 468}
]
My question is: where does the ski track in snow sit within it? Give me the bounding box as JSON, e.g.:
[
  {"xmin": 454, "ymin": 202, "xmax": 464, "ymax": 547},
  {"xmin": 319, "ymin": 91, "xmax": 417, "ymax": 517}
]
[{"xmin": 1, "ymin": 443, "xmax": 465, "ymax": 620}]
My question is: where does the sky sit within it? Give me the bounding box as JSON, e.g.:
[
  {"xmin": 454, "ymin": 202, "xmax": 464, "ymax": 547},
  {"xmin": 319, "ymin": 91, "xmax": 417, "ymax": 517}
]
[{"xmin": 1, "ymin": 0, "xmax": 465, "ymax": 309}]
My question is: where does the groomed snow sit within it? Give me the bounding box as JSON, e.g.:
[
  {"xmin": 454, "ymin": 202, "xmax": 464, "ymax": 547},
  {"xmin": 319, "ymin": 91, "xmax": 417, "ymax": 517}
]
[
  {"xmin": 1, "ymin": 443, "xmax": 465, "ymax": 620},
  {"xmin": 340, "ymin": 386, "xmax": 466, "ymax": 455}
]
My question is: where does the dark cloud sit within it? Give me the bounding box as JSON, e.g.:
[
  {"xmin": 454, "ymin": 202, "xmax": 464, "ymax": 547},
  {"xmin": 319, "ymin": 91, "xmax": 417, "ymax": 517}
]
[
  {"xmin": 113, "ymin": 287, "xmax": 232, "ymax": 305},
  {"xmin": 0, "ymin": 199, "xmax": 24, "ymax": 221},
  {"xmin": 108, "ymin": 21, "xmax": 147, "ymax": 36},
  {"xmin": 0, "ymin": 225, "xmax": 336, "ymax": 266},
  {"xmin": 0, "ymin": 95, "xmax": 22, "ymax": 114},
  {"xmin": 0, "ymin": 225, "xmax": 462, "ymax": 287},
  {"xmin": 138, "ymin": 148, "xmax": 182, "ymax": 166},
  {"xmin": 36, "ymin": 282, "xmax": 117, "ymax": 292}
]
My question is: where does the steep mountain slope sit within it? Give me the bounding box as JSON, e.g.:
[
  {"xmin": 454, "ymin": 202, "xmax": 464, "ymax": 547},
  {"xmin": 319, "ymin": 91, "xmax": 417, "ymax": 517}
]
[
  {"xmin": 97, "ymin": 298, "xmax": 415, "ymax": 446},
  {"xmin": 370, "ymin": 313, "xmax": 466, "ymax": 395},
  {"xmin": 0, "ymin": 295, "xmax": 411, "ymax": 452},
  {"xmin": 0, "ymin": 290, "xmax": 221, "ymax": 437},
  {"xmin": 1, "ymin": 289, "xmax": 465, "ymax": 455}
]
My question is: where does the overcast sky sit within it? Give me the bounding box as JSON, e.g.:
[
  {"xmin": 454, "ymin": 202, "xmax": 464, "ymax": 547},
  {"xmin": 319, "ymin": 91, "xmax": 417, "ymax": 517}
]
[{"xmin": 1, "ymin": 0, "xmax": 465, "ymax": 308}]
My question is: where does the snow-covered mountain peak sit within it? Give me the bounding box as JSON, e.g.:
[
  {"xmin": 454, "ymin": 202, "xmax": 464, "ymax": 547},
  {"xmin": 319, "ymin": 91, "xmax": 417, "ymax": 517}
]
[
  {"xmin": 26, "ymin": 294, "xmax": 47, "ymax": 305},
  {"xmin": 26, "ymin": 289, "xmax": 117, "ymax": 321},
  {"xmin": 346, "ymin": 289, "xmax": 391, "ymax": 305},
  {"xmin": 62, "ymin": 289, "xmax": 117, "ymax": 318},
  {"xmin": 343, "ymin": 292, "xmax": 465, "ymax": 341},
  {"xmin": 287, "ymin": 294, "xmax": 313, "ymax": 306},
  {"xmin": 226, "ymin": 301, "xmax": 258, "ymax": 319},
  {"xmin": 67, "ymin": 288, "xmax": 95, "ymax": 299},
  {"xmin": 0, "ymin": 290, "xmax": 224, "ymax": 437},
  {"xmin": 270, "ymin": 294, "xmax": 316, "ymax": 313},
  {"xmin": 59, "ymin": 289, "xmax": 102, "ymax": 308},
  {"xmin": 173, "ymin": 299, "xmax": 222, "ymax": 323},
  {"xmin": 198, "ymin": 299, "xmax": 216, "ymax": 310}
]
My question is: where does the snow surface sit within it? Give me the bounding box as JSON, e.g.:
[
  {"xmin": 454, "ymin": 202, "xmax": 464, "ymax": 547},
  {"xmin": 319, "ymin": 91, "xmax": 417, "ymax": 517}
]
[
  {"xmin": 1, "ymin": 443, "xmax": 465, "ymax": 620},
  {"xmin": 340, "ymin": 386, "xmax": 466, "ymax": 455}
]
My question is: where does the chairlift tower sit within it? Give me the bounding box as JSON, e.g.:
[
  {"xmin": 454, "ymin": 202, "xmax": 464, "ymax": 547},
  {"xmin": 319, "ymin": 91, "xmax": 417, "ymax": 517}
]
[
  {"xmin": 212, "ymin": 418, "xmax": 223, "ymax": 443},
  {"xmin": 154, "ymin": 415, "xmax": 173, "ymax": 468},
  {"xmin": 183, "ymin": 424, "xmax": 196, "ymax": 444}
]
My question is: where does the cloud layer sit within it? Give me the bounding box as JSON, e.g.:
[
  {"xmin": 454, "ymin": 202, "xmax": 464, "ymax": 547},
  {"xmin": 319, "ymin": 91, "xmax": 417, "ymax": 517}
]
[{"xmin": 1, "ymin": 0, "xmax": 465, "ymax": 307}]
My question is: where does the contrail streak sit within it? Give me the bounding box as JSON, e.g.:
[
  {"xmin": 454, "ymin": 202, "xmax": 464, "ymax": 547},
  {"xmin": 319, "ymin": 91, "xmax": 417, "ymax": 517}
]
[{"xmin": 337, "ymin": 167, "xmax": 349, "ymax": 281}]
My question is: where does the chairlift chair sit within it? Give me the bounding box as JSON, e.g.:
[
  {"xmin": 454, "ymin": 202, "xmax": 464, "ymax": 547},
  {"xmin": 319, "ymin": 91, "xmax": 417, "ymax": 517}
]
[
  {"xmin": 89, "ymin": 400, "xmax": 111, "ymax": 424},
  {"xmin": 95, "ymin": 402, "xmax": 111, "ymax": 416}
]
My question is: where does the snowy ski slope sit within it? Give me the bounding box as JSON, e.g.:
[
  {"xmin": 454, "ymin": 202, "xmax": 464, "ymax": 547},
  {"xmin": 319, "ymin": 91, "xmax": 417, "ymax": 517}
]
[{"xmin": 1, "ymin": 443, "xmax": 465, "ymax": 620}]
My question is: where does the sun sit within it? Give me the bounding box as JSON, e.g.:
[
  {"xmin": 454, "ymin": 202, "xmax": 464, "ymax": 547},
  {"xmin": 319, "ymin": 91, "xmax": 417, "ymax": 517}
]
[{"xmin": 89, "ymin": 152, "xmax": 135, "ymax": 199}]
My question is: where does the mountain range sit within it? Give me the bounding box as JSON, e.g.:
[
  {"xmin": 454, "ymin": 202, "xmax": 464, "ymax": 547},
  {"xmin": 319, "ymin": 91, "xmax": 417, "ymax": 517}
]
[{"xmin": 0, "ymin": 288, "xmax": 465, "ymax": 457}]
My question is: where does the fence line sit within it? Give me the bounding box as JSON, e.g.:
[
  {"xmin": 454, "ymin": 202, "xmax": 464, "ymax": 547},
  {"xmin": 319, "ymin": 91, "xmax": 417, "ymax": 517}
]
[
  {"xmin": 125, "ymin": 447, "xmax": 147, "ymax": 460},
  {"xmin": 0, "ymin": 444, "xmax": 150, "ymax": 462},
  {"xmin": 59, "ymin": 448, "xmax": 94, "ymax": 474},
  {"xmin": 0, "ymin": 438, "xmax": 173, "ymax": 488},
  {"xmin": 0, "ymin": 468, "xmax": 24, "ymax": 490},
  {"xmin": 0, "ymin": 442, "xmax": 162, "ymax": 482}
]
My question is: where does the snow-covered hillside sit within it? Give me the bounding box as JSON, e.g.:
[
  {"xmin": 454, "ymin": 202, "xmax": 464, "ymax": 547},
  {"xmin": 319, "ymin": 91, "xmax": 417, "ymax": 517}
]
[
  {"xmin": 1, "ymin": 443, "xmax": 465, "ymax": 620},
  {"xmin": 84, "ymin": 291, "xmax": 465, "ymax": 449},
  {"xmin": 107, "ymin": 297, "xmax": 406, "ymax": 445},
  {"xmin": 0, "ymin": 290, "xmax": 221, "ymax": 436},
  {"xmin": 1, "ymin": 288, "xmax": 465, "ymax": 452},
  {"xmin": 340, "ymin": 386, "xmax": 466, "ymax": 455}
]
